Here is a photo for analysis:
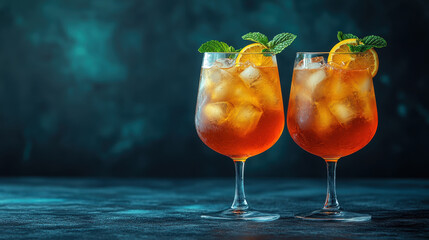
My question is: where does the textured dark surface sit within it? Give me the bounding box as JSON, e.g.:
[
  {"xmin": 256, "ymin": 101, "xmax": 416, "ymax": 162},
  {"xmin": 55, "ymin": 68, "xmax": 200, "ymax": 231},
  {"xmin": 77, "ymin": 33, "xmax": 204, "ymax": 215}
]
[
  {"xmin": 0, "ymin": 178, "xmax": 427, "ymax": 239},
  {"xmin": 0, "ymin": 0, "xmax": 428, "ymax": 178}
]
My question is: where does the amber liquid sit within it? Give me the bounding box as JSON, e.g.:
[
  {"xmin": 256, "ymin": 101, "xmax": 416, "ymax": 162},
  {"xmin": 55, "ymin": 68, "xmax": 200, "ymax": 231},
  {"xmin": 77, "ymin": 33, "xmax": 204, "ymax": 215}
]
[
  {"xmin": 287, "ymin": 66, "xmax": 378, "ymax": 159},
  {"xmin": 195, "ymin": 65, "xmax": 284, "ymax": 159}
]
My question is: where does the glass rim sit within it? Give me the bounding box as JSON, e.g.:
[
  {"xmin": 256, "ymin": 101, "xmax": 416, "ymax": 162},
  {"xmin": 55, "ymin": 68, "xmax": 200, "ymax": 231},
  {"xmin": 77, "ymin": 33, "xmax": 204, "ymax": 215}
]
[
  {"xmin": 202, "ymin": 52, "xmax": 276, "ymax": 55},
  {"xmin": 296, "ymin": 52, "xmax": 363, "ymax": 55}
]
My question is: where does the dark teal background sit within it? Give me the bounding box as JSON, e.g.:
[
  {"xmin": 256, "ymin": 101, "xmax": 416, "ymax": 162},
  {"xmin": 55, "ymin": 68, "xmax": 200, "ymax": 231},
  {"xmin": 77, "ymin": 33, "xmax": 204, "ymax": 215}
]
[{"xmin": 0, "ymin": 0, "xmax": 428, "ymax": 178}]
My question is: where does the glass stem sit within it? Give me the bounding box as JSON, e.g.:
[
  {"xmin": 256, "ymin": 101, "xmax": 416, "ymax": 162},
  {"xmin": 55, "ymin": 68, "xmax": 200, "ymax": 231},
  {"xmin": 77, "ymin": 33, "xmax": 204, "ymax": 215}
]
[
  {"xmin": 323, "ymin": 159, "xmax": 340, "ymax": 211},
  {"xmin": 231, "ymin": 159, "xmax": 249, "ymax": 210}
]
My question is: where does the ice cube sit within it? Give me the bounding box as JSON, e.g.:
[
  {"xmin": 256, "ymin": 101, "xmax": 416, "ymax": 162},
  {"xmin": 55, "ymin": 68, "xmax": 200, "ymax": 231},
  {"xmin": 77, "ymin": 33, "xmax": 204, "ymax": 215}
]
[
  {"xmin": 229, "ymin": 104, "xmax": 263, "ymax": 136},
  {"xmin": 215, "ymin": 58, "xmax": 235, "ymax": 68},
  {"xmin": 329, "ymin": 102, "xmax": 356, "ymax": 125},
  {"xmin": 211, "ymin": 81, "xmax": 229, "ymax": 101},
  {"xmin": 207, "ymin": 70, "xmax": 235, "ymax": 100},
  {"xmin": 211, "ymin": 79, "xmax": 245, "ymax": 102},
  {"xmin": 252, "ymin": 80, "xmax": 281, "ymax": 109},
  {"xmin": 203, "ymin": 102, "xmax": 233, "ymax": 124},
  {"xmin": 296, "ymin": 101, "xmax": 314, "ymax": 129},
  {"xmin": 327, "ymin": 73, "xmax": 347, "ymax": 100},
  {"xmin": 296, "ymin": 57, "xmax": 326, "ymax": 70},
  {"xmin": 315, "ymin": 104, "xmax": 334, "ymax": 133},
  {"xmin": 295, "ymin": 88, "xmax": 313, "ymax": 105},
  {"xmin": 239, "ymin": 65, "xmax": 261, "ymax": 87},
  {"xmin": 201, "ymin": 68, "xmax": 217, "ymax": 92},
  {"xmin": 353, "ymin": 78, "xmax": 374, "ymax": 121},
  {"xmin": 231, "ymin": 83, "xmax": 260, "ymax": 107},
  {"xmin": 292, "ymin": 69, "xmax": 312, "ymax": 87},
  {"xmin": 308, "ymin": 62, "xmax": 323, "ymax": 69},
  {"xmin": 205, "ymin": 67, "xmax": 233, "ymax": 84},
  {"xmin": 360, "ymin": 98, "xmax": 375, "ymax": 121},
  {"xmin": 305, "ymin": 70, "xmax": 326, "ymax": 93},
  {"xmin": 202, "ymin": 67, "xmax": 225, "ymax": 91},
  {"xmin": 293, "ymin": 81, "xmax": 314, "ymax": 127},
  {"xmin": 355, "ymin": 76, "xmax": 372, "ymax": 93}
]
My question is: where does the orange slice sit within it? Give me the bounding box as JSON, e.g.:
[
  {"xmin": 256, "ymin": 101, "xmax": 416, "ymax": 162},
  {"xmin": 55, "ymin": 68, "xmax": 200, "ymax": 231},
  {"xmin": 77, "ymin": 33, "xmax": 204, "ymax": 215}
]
[
  {"xmin": 328, "ymin": 39, "xmax": 379, "ymax": 77},
  {"xmin": 235, "ymin": 43, "xmax": 274, "ymax": 66}
]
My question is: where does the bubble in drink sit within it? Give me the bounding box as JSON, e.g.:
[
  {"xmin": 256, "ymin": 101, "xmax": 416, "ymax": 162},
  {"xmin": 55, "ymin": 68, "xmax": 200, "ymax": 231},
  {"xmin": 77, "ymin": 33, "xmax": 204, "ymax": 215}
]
[
  {"xmin": 203, "ymin": 102, "xmax": 233, "ymax": 125},
  {"xmin": 229, "ymin": 103, "xmax": 263, "ymax": 136}
]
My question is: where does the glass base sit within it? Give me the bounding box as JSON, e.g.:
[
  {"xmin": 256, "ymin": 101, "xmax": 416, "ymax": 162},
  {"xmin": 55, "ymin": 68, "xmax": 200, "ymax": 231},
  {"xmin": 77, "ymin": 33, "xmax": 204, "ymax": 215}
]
[
  {"xmin": 295, "ymin": 209, "xmax": 371, "ymax": 222},
  {"xmin": 201, "ymin": 208, "xmax": 280, "ymax": 222}
]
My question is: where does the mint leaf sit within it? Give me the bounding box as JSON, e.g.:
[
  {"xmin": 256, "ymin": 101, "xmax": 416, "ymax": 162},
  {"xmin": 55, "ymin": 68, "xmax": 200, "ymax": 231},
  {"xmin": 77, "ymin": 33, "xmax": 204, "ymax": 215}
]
[
  {"xmin": 337, "ymin": 31, "xmax": 344, "ymax": 41},
  {"xmin": 241, "ymin": 32, "xmax": 269, "ymax": 47},
  {"xmin": 348, "ymin": 44, "xmax": 373, "ymax": 53},
  {"xmin": 269, "ymin": 33, "xmax": 297, "ymax": 54},
  {"xmin": 337, "ymin": 31, "xmax": 359, "ymax": 41},
  {"xmin": 198, "ymin": 40, "xmax": 238, "ymax": 53},
  {"xmin": 361, "ymin": 35, "xmax": 387, "ymax": 48},
  {"xmin": 268, "ymin": 33, "xmax": 296, "ymax": 49},
  {"xmin": 241, "ymin": 32, "xmax": 297, "ymax": 54}
]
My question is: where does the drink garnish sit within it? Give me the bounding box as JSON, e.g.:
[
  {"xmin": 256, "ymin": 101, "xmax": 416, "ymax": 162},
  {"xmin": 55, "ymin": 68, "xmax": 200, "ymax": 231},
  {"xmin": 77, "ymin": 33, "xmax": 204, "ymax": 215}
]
[
  {"xmin": 241, "ymin": 32, "xmax": 296, "ymax": 54},
  {"xmin": 328, "ymin": 31, "xmax": 387, "ymax": 76},
  {"xmin": 235, "ymin": 43, "xmax": 273, "ymax": 66},
  {"xmin": 336, "ymin": 31, "xmax": 387, "ymax": 53},
  {"xmin": 198, "ymin": 32, "xmax": 297, "ymax": 54},
  {"xmin": 198, "ymin": 40, "xmax": 239, "ymax": 53}
]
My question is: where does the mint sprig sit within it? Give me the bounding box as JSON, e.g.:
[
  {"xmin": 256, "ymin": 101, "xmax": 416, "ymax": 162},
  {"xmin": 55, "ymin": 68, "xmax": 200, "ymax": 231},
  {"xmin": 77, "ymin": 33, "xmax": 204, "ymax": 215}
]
[
  {"xmin": 337, "ymin": 32, "xmax": 359, "ymax": 41},
  {"xmin": 198, "ymin": 40, "xmax": 238, "ymax": 53},
  {"xmin": 198, "ymin": 32, "xmax": 297, "ymax": 54},
  {"xmin": 241, "ymin": 32, "xmax": 269, "ymax": 47},
  {"xmin": 242, "ymin": 32, "xmax": 297, "ymax": 54},
  {"xmin": 337, "ymin": 31, "xmax": 387, "ymax": 53}
]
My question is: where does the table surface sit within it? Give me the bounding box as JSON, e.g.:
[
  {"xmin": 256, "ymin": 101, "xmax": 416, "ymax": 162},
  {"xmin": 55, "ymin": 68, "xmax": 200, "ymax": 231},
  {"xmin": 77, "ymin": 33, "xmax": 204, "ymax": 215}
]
[{"xmin": 0, "ymin": 178, "xmax": 427, "ymax": 239}]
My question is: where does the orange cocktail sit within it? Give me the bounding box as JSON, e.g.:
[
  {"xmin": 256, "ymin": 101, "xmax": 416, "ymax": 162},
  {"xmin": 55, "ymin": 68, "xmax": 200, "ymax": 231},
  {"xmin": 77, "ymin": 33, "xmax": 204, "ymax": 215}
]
[
  {"xmin": 286, "ymin": 28, "xmax": 387, "ymax": 221},
  {"xmin": 287, "ymin": 61, "xmax": 377, "ymax": 159},
  {"xmin": 196, "ymin": 61, "xmax": 284, "ymax": 159},
  {"xmin": 195, "ymin": 31, "xmax": 296, "ymax": 221}
]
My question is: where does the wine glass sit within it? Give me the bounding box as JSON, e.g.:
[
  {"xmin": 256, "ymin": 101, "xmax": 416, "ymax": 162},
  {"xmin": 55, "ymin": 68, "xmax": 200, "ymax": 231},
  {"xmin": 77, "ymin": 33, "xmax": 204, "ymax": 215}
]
[
  {"xmin": 195, "ymin": 52, "xmax": 284, "ymax": 221},
  {"xmin": 287, "ymin": 52, "xmax": 378, "ymax": 221}
]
